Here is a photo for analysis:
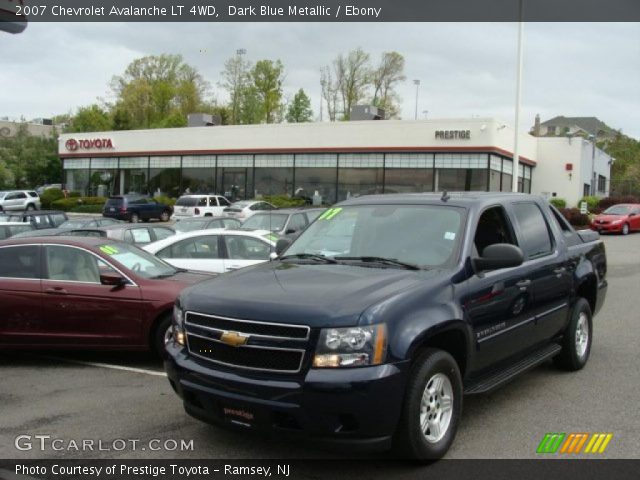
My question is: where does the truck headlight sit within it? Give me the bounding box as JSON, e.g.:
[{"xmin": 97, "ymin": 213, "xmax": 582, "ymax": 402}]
[
  {"xmin": 313, "ymin": 324, "xmax": 387, "ymax": 368},
  {"xmin": 172, "ymin": 303, "xmax": 185, "ymax": 346}
]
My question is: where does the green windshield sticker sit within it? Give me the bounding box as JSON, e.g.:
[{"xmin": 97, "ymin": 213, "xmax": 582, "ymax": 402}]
[
  {"xmin": 264, "ymin": 233, "xmax": 279, "ymax": 242},
  {"xmin": 100, "ymin": 245, "xmax": 119, "ymax": 255},
  {"xmin": 324, "ymin": 207, "xmax": 343, "ymax": 220}
]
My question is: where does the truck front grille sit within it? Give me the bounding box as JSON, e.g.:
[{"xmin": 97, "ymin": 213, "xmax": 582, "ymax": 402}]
[{"xmin": 184, "ymin": 311, "xmax": 309, "ymax": 373}]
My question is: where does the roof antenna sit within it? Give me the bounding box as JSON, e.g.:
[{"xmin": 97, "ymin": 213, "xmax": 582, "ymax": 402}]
[{"xmin": 441, "ymin": 190, "xmax": 450, "ymax": 202}]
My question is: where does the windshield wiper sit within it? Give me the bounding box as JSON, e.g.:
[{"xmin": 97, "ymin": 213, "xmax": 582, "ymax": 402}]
[
  {"xmin": 334, "ymin": 256, "xmax": 421, "ymax": 270},
  {"xmin": 152, "ymin": 268, "xmax": 186, "ymax": 279},
  {"xmin": 280, "ymin": 253, "xmax": 339, "ymax": 264}
]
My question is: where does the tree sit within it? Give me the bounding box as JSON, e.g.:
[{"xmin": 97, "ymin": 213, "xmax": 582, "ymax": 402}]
[
  {"xmin": 320, "ymin": 66, "xmax": 339, "ymax": 122},
  {"xmin": 251, "ymin": 60, "xmax": 285, "ymax": 124},
  {"xmin": 220, "ymin": 54, "xmax": 252, "ymax": 125},
  {"xmin": 334, "ymin": 48, "xmax": 371, "ymax": 120},
  {"xmin": 237, "ymin": 85, "xmax": 263, "ymax": 125},
  {"xmin": 110, "ymin": 54, "xmax": 209, "ymax": 129},
  {"xmin": 66, "ymin": 104, "xmax": 112, "ymax": 132},
  {"xmin": 605, "ymin": 134, "xmax": 640, "ymax": 196},
  {"xmin": 286, "ymin": 89, "xmax": 313, "ymax": 123},
  {"xmin": 370, "ymin": 52, "xmax": 406, "ymax": 119}
]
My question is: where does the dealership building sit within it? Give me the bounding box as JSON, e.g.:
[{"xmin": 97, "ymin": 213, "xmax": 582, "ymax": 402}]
[{"xmin": 58, "ymin": 118, "xmax": 612, "ymax": 206}]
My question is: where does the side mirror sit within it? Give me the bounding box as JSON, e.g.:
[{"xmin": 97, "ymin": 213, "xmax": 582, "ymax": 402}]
[
  {"xmin": 629, "ymin": 212, "xmax": 636, "ymax": 217},
  {"xmin": 100, "ymin": 272, "xmax": 127, "ymax": 287},
  {"xmin": 473, "ymin": 243, "xmax": 524, "ymax": 273},
  {"xmin": 275, "ymin": 237, "xmax": 292, "ymax": 256}
]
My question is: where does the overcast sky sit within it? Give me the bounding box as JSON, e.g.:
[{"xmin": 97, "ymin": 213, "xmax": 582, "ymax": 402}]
[{"xmin": 2, "ymin": 22, "xmax": 639, "ymax": 137}]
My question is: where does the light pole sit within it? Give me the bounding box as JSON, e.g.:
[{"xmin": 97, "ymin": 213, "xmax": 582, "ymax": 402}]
[
  {"xmin": 511, "ymin": 0, "xmax": 524, "ymax": 193},
  {"xmin": 422, "ymin": 110, "xmax": 429, "ymax": 120},
  {"xmin": 413, "ymin": 79, "xmax": 420, "ymax": 120},
  {"xmin": 589, "ymin": 133, "xmax": 597, "ymax": 196}
]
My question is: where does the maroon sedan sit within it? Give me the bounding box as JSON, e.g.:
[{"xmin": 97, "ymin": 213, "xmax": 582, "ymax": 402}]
[
  {"xmin": 0, "ymin": 237, "xmax": 213, "ymax": 355},
  {"xmin": 591, "ymin": 204, "xmax": 640, "ymax": 235}
]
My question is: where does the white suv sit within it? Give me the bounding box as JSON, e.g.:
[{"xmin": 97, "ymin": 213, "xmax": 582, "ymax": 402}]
[
  {"xmin": 172, "ymin": 194, "xmax": 232, "ymax": 220},
  {"xmin": 0, "ymin": 190, "xmax": 41, "ymax": 211}
]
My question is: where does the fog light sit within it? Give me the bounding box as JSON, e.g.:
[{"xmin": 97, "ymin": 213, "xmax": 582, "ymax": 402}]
[{"xmin": 175, "ymin": 330, "xmax": 185, "ymax": 346}]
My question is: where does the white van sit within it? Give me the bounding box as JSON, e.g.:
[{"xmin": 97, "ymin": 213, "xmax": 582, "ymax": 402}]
[{"xmin": 172, "ymin": 194, "xmax": 232, "ymax": 219}]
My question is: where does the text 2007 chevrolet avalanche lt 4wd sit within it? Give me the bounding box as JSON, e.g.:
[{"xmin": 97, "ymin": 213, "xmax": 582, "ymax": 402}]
[{"xmin": 164, "ymin": 193, "xmax": 607, "ymax": 459}]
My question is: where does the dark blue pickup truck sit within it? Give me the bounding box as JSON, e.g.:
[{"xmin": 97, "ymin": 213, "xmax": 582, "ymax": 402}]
[{"xmin": 164, "ymin": 193, "xmax": 607, "ymax": 459}]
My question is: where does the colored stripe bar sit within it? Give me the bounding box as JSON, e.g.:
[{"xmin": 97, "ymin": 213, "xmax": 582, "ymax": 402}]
[{"xmin": 537, "ymin": 433, "xmax": 565, "ymax": 454}]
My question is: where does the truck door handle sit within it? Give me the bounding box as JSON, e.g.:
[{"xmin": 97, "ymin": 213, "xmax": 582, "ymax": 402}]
[
  {"xmin": 45, "ymin": 287, "xmax": 68, "ymax": 295},
  {"xmin": 516, "ymin": 279, "xmax": 531, "ymax": 290},
  {"xmin": 554, "ymin": 267, "xmax": 566, "ymax": 277},
  {"xmin": 226, "ymin": 265, "xmax": 242, "ymax": 271}
]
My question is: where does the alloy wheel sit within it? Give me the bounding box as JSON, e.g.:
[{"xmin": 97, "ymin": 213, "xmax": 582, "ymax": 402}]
[{"xmin": 419, "ymin": 373, "xmax": 454, "ymax": 443}]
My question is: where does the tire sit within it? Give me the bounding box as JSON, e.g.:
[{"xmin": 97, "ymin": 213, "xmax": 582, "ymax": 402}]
[
  {"xmin": 130, "ymin": 212, "xmax": 140, "ymax": 223},
  {"xmin": 554, "ymin": 298, "xmax": 592, "ymax": 371},
  {"xmin": 152, "ymin": 314, "xmax": 173, "ymax": 358},
  {"xmin": 26, "ymin": 204, "xmax": 35, "ymax": 211},
  {"xmin": 622, "ymin": 223, "xmax": 629, "ymax": 235},
  {"xmin": 394, "ymin": 349, "xmax": 463, "ymax": 460},
  {"xmin": 159, "ymin": 210, "xmax": 171, "ymax": 222}
]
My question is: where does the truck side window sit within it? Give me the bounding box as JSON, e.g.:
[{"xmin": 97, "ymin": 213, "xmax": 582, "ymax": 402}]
[
  {"xmin": 474, "ymin": 207, "xmax": 517, "ymax": 256},
  {"xmin": 512, "ymin": 203, "xmax": 553, "ymax": 259}
]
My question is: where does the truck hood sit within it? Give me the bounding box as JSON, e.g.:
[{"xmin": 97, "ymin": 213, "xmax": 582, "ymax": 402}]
[{"xmin": 181, "ymin": 262, "xmax": 434, "ymax": 328}]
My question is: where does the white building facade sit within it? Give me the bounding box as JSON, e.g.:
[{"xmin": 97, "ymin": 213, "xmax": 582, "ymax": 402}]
[{"xmin": 58, "ymin": 118, "xmax": 610, "ymax": 205}]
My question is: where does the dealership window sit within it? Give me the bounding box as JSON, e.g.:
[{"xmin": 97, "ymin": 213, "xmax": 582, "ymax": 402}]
[
  {"xmin": 598, "ymin": 175, "xmax": 606, "ymax": 193},
  {"xmin": 254, "ymin": 154, "xmax": 294, "ymax": 197},
  {"xmin": 182, "ymin": 156, "xmax": 215, "ymax": 194},
  {"xmin": 489, "ymin": 155, "xmax": 502, "ymax": 191},
  {"xmin": 217, "ymin": 155, "xmax": 253, "ymax": 201},
  {"xmin": 439, "ymin": 169, "xmax": 488, "ymax": 191},
  {"xmin": 63, "ymin": 158, "xmax": 90, "ymax": 195},
  {"xmin": 501, "ymin": 159, "xmax": 513, "ymax": 192},
  {"xmin": 383, "ymin": 153, "xmax": 434, "ymax": 193},
  {"xmin": 90, "ymin": 158, "xmax": 119, "ymax": 197},
  {"xmin": 337, "ymin": 154, "xmax": 384, "ymax": 201},
  {"xmin": 149, "ymin": 156, "xmax": 181, "ymax": 198},
  {"xmin": 120, "ymin": 157, "xmax": 149, "ymax": 195},
  {"xmin": 294, "ymin": 154, "xmax": 338, "ymax": 205},
  {"xmin": 583, "ymin": 183, "xmax": 590, "ymax": 197}
]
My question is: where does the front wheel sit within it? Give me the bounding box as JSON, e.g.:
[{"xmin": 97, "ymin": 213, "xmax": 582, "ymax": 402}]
[
  {"xmin": 152, "ymin": 314, "xmax": 173, "ymax": 358},
  {"xmin": 130, "ymin": 212, "xmax": 140, "ymax": 223},
  {"xmin": 394, "ymin": 349, "xmax": 462, "ymax": 460},
  {"xmin": 26, "ymin": 204, "xmax": 36, "ymax": 211},
  {"xmin": 159, "ymin": 210, "xmax": 171, "ymax": 222},
  {"xmin": 554, "ymin": 298, "xmax": 592, "ymax": 371}
]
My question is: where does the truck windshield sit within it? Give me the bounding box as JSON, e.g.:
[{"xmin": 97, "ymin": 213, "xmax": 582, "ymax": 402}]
[{"xmin": 285, "ymin": 204, "xmax": 464, "ymax": 268}]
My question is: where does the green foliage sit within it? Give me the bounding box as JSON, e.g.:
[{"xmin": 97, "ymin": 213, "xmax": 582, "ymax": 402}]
[
  {"xmin": 578, "ymin": 196, "xmax": 600, "ymax": 211},
  {"xmin": 70, "ymin": 205, "xmax": 104, "ymax": 213},
  {"xmin": 598, "ymin": 196, "xmax": 639, "ymax": 210},
  {"xmin": 52, "ymin": 197, "xmax": 107, "ymax": 211},
  {"xmin": 549, "ymin": 198, "xmax": 567, "ymax": 208},
  {"xmin": 371, "ymin": 51, "xmax": 406, "ymax": 119},
  {"xmin": 66, "ymin": 104, "xmax": 111, "ymax": 133},
  {"xmin": 68, "ymin": 191, "xmax": 81, "ymax": 198},
  {"xmin": 286, "ymin": 89, "xmax": 313, "ymax": 123},
  {"xmin": 153, "ymin": 195, "xmax": 176, "ymax": 207},
  {"xmin": 558, "ymin": 208, "xmax": 591, "ymax": 227},
  {"xmin": 251, "ymin": 60, "xmax": 285, "ymax": 124},
  {"xmin": 40, "ymin": 188, "xmax": 65, "ymax": 208},
  {"xmin": 604, "ymin": 134, "xmax": 640, "ymax": 196},
  {"xmin": 261, "ymin": 195, "xmax": 305, "ymax": 208},
  {"xmin": 0, "ymin": 124, "xmax": 61, "ymax": 189}
]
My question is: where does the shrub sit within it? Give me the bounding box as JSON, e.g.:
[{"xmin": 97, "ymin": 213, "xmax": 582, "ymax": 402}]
[
  {"xmin": 261, "ymin": 195, "xmax": 306, "ymax": 208},
  {"xmin": 40, "ymin": 188, "xmax": 65, "ymax": 208},
  {"xmin": 68, "ymin": 191, "xmax": 81, "ymax": 198},
  {"xmin": 51, "ymin": 196, "xmax": 107, "ymax": 211},
  {"xmin": 577, "ymin": 196, "xmax": 600, "ymax": 212},
  {"xmin": 598, "ymin": 195, "xmax": 640, "ymax": 210},
  {"xmin": 70, "ymin": 205, "xmax": 104, "ymax": 213},
  {"xmin": 549, "ymin": 198, "xmax": 566, "ymax": 208},
  {"xmin": 558, "ymin": 207, "xmax": 591, "ymax": 227},
  {"xmin": 153, "ymin": 195, "xmax": 176, "ymax": 207}
]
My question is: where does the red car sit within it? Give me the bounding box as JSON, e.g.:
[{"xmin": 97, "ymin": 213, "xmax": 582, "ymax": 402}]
[
  {"xmin": 591, "ymin": 203, "xmax": 640, "ymax": 235},
  {"xmin": 0, "ymin": 237, "xmax": 213, "ymax": 354}
]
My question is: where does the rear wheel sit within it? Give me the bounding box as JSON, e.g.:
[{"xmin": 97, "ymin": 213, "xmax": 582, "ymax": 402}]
[
  {"xmin": 159, "ymin": 210, "xmax": 171, "ymax": 222},
  {"xmin": 394, "ymin": 349, "xmax": 462, "ymax": 460},
  {"xmin": 554, "ymin": 298, "xmax": 592, "ymax": 371},
  {"xmin": 130, "ymin": 212, "xmax": 140, "ymax": 223},
  {"xmin": 622, "ymin": 223, "xmax": 629, "ymax": 235},
  {"xmin": 26, "ymin": 203, "xmax": 35, "ymax": 211}
]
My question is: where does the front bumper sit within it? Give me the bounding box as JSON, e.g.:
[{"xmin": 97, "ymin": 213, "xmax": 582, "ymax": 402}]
[
  {"xmin": 164, "ymin": 342, "xmax": 408, "ymax": 450},
  {"xmin": 591, "ymin": 223, "xmax": 623, "ymax": 233}
]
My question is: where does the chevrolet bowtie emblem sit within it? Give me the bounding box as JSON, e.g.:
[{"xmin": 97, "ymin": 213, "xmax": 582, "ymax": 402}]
[{"xmin": 220, "ymin": 331, "xmax": 249, "ymax": 347}]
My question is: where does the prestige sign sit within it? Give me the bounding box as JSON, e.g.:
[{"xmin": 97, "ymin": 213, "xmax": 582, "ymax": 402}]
[
  {"xmin": 65, "ymin": 138, "xmax": 114, "ymax": 151},
  {"xmin": 435, "ymin": 130, "xmax": 471, "ymax": 140}
]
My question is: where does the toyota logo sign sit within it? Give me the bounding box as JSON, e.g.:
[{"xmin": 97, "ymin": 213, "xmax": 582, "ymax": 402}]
[{"xmin": 65, "ymin": 139, "xmax": 79, "ymax": 151}]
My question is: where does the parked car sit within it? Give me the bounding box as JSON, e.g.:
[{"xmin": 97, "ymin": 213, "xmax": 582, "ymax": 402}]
[
  {"xmin": 222, "ymin": 200, "xmax": 276, "ymax": 221},
  {"xmin": 172, "ymin": 195, "xmax": 232, "ymax": 220},
  {"xmin": 103, "ymin": 195, "xmax": 173, "ymax": 223},
  {"xmin": 6, "ymin": 210, "xmax": 68, "ymax": 229},
  {"xmin": 0, "ymin": 190, "xmax": 41, "ymax": 211},
  {"xmin": 239, "ymin": 208, "xmax": 326, "ymax": 239},
  {"xmin": 144, "ymin": 229, "xmax": 277, "ymax": 274},
  {"xmin": 0, "ymin": 222, "xmax": 36, "ymax": 240},
  {"xmin": 58, "ymin": 216, "xmax": 123, "ymax": 229},
  {"xmin": 165, "ymin": 193, "xmax": 608, "ymax": 460},
  {"xmin": 590, "ymin": 203, "xmax": 640, "ymax": 235},
  {"xmin": 174, "ymin": 216, "xmax": 242, "ymax": 234},
  {"xmin": 67, "ymin": 224, "xmax": 176, "ymax": 246},
  {"xmin": 0, "ymin": 237, "xmax": 214, "ymax": 355}
]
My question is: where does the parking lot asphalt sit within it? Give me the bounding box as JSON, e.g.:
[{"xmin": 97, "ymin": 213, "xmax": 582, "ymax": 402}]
[{"xmin": 0, "ymin": 234, "xmax": 638, "ymax": 460}]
